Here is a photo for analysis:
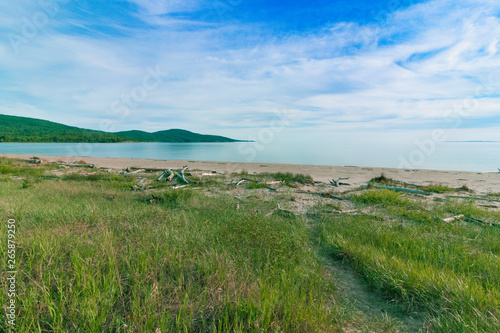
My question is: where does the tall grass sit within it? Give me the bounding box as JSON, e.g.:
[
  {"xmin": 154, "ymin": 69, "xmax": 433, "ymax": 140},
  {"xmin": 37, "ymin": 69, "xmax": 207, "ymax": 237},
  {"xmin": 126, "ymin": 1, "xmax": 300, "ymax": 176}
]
[
  {"xmin": 320, "ymin": 190, "xmax": 500, "ymax": 332},
  {"xmin": 0, "ymin": 173, "xmax": 340, "ymax": 332}
]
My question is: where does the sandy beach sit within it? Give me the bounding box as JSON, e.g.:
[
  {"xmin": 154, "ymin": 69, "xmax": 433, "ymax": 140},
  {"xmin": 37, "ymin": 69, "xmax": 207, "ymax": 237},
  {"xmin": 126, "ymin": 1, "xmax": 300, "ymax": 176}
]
[{"xmin": 3, "ymin": 153, "xmax": 499, "ymax": 195}]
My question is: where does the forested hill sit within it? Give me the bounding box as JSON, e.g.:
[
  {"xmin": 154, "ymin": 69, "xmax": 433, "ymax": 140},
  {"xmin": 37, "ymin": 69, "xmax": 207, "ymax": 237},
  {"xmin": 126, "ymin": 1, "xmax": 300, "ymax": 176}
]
[
  {"xmin": 0, "ymin": 114, "xmax": 241, "ymax": 143},
  {"xmin": 115, "ymin": 129, "xmax": 240, "ymax": 143}
]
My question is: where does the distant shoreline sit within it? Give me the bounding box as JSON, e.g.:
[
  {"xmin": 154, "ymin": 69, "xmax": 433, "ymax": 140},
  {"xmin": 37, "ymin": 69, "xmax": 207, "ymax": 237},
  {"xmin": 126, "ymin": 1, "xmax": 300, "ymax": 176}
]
[{"xmin": 2, "ymin": 153, "xmax": 499, "ymax": 195}]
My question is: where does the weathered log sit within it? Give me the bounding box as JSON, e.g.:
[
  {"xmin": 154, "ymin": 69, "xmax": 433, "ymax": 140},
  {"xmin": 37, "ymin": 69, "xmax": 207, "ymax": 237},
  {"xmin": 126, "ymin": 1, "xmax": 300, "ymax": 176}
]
[
  {"xmin": 460, "ymin": 216, "xmax": 500, "ymax": 228},
  {"xmin": 265, "ymin": 203, "xmax": 296, "ymax": 217},
  {"xmin": 442, "ymin": 214, "xmax": 464, "ymax": 223},
  {"xmin": 293, "ymin": 190, "xmax": 343, "ymax": 200},
  {"xmin": 59, "ymin": 163, "xmax": 95, "ymax": 168},
  {"xmin": 447, "ymin": 195, "xmax": 500, "ymax": 203},
  {"xmin": 362, "ymin": 185, "xmax": 431, "ymax": 195},
  {"xmin": 236, "ymin": 178, "xmax": 261, "ymax": 186},
  {"xmin": 128, "ymin": 169, "xmax": 145, "ymax": 174},
  {"xmin": 129, "ymin": 167, "xmax": 166, "ymax": 172},
  {"xmin": 330, "ymin": 177, "xmax": 350, "ymax": 187},
  {"xmin": 177, "ymin": 166, "xmax": 194, "ymax": 184},
  {"xmin": 166, "ymin": 169, "xmax": 174, "ymax": 181}
]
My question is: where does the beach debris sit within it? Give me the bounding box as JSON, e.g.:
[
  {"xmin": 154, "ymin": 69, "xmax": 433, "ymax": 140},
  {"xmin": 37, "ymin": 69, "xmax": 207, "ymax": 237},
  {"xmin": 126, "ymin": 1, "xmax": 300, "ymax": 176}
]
[
  {"xmin": 59, "ymin": 163, "xmax": 95, "ymax": 168},
  {"xmin": 27, "ymin": 157, "xmax": 42, "ymax": 164},
  {"xmin": 292, "ymin": 190, "xmax": 343, "ymax": 200},
  {"xmin": 463, "ymin": 216, "xmax": 499, "ymax": 228},
  {"xmin": 236, "ymin": 178, "xmax": 262, "ymax": 186},
  {"xmin": 177, "ymin": 166, "xmax": 195, "ymax": 184},
  {"xmin": 361, "ymin": 184, "xmax": 431, "ymax": 196},
  {"xmin": 447, "ymin": 195, "xmax": 500, "ymax": 203},
  {"xmin": 131, "ymin": 178, "xmax": 148, "ymax": 191},
  {"xmin": 265, "ymin": 203, "xmax": 296, "ymax": 217},
  {"xmin": 330, "ymin": 177, "xmax": 350, "ymax": 187},
  {"xmin": 201, "ymin": 172, "xmax": 219, "ymax": 176},
  {"xmin": 129, "ymin": 167, "xmax": 166, "ymax": 172},
  {"xmin": 157, "ymin": 169, "xmax": 173, "ymax": 182},
  {"xmin": 155, "ymin": 167, "xmax": 195, "ymax": 184},
  {"xmin": 442, "ymin": 214, "xmax": 464, "ymax": 223},
  {"xmin": 127, "ymin": 168, "xmax": 145, "ymax": 175}
]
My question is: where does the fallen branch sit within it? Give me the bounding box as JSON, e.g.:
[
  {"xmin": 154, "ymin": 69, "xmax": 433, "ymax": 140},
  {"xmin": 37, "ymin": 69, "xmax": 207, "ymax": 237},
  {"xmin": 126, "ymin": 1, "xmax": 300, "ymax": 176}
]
[
  {"xmin": 442, "ymin": 214, "xmax": 464, "ymax": 223},
  {"xmin": 129, "ymin": 167, "xmax": 166, "ymax": 172},
  {"xmin": 236, "ymin": 178, "xmax": 262, "ymax": 186},
  {"xmin": 59, "ymin": 163, "xmax": 95, "ymax": 168},
  {"xmin": 458, "ymin": 216, "xmax": 500, "ymax": 228},
  {"xmin": 447, "ymin": 195, "xmax": 500, "ymax": 203},
  {"xmin": 177, "ymin": 166, "xmax": 194, "ymax": 184},
  {"xmin": 156, "ymin": 169, "xmax": 170, "ymax": 182},
  {"xmin": 361, "ymin": 185, "xmax": 431, "ymax": 195},
  {"xmin": 330, "ymin": 177, "xmax": 350, "ymax": 187},
  {"xmin": 128, "ymin": 168, "xmax": 145, "ymax": 174},
  {"xmin": 293, "ymin": 190, "xmax": 343, "ymax": 200},
  {"xmin": 402, "ymin": 182, "xmax": 425, "ymax": 188},
  {"xmin": 265, "ymin": 203, "xmax": 296, "ymax": 217}
]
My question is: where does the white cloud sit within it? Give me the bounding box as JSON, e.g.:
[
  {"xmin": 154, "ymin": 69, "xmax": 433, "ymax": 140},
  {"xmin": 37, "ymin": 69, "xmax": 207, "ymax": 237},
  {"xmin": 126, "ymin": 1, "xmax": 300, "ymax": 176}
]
[{"xmin": 0, "ymin": 0, "xmax": 499, "ymax": 141}]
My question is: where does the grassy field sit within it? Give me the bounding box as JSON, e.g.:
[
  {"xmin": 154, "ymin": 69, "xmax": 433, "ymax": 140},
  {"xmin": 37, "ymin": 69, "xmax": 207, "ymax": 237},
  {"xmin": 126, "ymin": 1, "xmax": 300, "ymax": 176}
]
[{"xmin": 0, "ymin": 157, "xmax": 499, "ymax": 332}]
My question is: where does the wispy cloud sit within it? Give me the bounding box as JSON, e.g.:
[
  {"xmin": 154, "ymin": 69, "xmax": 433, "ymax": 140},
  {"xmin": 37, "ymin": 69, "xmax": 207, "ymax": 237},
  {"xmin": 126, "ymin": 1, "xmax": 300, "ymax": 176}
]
[{"xmin": 0, "ymin": 0, "xmax": 499, "ymax": 142}]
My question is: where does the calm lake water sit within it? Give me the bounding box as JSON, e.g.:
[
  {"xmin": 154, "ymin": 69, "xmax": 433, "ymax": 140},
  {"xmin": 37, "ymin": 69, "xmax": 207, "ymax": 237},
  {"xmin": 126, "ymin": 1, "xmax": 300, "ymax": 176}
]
[{"xmin": 0, "ymin": 141, "xmax": 498, "ymax": 172}]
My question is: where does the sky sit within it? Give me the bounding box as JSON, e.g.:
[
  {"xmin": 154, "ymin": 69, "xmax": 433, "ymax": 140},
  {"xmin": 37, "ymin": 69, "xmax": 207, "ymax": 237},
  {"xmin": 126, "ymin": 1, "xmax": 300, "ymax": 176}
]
[{"xmin": 1, "ymin": 0, "xmax": 499, "ymax": 144}]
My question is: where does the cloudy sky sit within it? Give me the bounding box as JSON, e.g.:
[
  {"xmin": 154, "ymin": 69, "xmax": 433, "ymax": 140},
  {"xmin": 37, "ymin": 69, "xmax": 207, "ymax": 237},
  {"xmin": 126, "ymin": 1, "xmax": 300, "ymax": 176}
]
[{"xmin": 1, "ymin": 0, "xmax": 499, "ymax": 143}]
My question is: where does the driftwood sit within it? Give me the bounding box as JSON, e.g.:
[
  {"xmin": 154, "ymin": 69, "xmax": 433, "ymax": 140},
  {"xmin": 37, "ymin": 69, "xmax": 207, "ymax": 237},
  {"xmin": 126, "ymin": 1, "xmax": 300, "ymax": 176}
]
[
  {"xmin": 330, "ymin": 177, "xmax": 350, "ymax": 187},
  {"xmin": 293, "ymin": 190, "xmax": 343, "ymax": 200},
  {"xmin": 177, "ymin": 166, "xmax": 193, "ymax": 184},
  {"xmin": 59, "ymin": 163, "xmax": 95, "ymax": 168},
  {"xmin": 156, "ymin": 169, "xmax": 174, "ymax": 182},
  {"xmin": 128, "ymin": 169, "xmax": 145, "ymax": 174},
  {"xmin": 129, "ymin": 167, "xmax": 166, "ymax": 172},
  {"xmin": 236, "ymin": 178, "xmax": 256, "ymax": 186},
  {"xmin": 463, "ymin": 216, "xmax": 500, "ymax": 228},
  {"xmin": 402, "ymin": 182, "xmax": 425, "ymax": 188},
  {"xmin": 442, "ymin": 214, "xmax": 464, "ymax": 223},
  {"xmin": 265, "ymin": 181, "xmax": 283, "ymax": 185},
  {"xmin": 362, "ymin": 185, "xmax": 431, "ymax": 195},
  {"xmin": 447, "ymin": 195, "xmax": 500, "ymax": 203},
  {"xmin": 265, "ymin": 203, "xmax": 296, "ymax": 217}
]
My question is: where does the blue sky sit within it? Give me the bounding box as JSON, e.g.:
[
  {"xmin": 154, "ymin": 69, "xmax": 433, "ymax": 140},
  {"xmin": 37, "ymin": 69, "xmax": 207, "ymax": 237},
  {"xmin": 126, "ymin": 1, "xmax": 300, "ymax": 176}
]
[{"xmin": 1, "ymin": 0, "xmax": 499, "ymax": 143}]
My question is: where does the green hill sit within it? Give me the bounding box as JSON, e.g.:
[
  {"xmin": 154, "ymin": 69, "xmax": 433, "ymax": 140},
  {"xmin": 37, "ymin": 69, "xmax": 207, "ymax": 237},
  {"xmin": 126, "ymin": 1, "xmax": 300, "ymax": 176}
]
[
  {"xmin": 0, "ymin": 114, "xmax": 241, "ymax": 143},
  {"xmin": 115, "ymin": 129, "xmax": 240, "ymax": 142}
]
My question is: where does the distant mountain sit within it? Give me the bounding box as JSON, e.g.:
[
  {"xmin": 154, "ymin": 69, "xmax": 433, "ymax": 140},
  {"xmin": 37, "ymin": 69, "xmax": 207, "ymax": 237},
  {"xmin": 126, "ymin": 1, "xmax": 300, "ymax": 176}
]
[
  {"xmin": 115, "ymin": 129, "xmax": 240, "ymax": 143},
  {"xmin": 0, "ymin": 114, "xmax": 243, "ymax": 143}
]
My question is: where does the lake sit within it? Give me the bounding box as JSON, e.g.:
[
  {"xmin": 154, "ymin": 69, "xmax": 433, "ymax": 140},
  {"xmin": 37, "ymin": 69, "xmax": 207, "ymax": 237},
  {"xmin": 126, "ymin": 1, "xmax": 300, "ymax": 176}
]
[{"xmin": 0, "ymin": 141, "xmax": 498, "ymax": 172}]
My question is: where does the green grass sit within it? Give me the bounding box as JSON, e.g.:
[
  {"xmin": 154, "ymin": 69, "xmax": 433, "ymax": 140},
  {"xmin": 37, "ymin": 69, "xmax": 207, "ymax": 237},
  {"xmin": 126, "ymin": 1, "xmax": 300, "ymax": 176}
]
[
  {"xmin": 263, "ymin": 172, "xmax": 314, "ymax": 185},
  {"xmin": 1, "ymin": 161, "xmax": 499, "ymax": 332},
  {"xmin": 320, "ymin": 190, "xmax": 500, "ymax": 332},
  {"xmin": 0, "ymin": 163, "xmax": 341, "ymax": 332}
]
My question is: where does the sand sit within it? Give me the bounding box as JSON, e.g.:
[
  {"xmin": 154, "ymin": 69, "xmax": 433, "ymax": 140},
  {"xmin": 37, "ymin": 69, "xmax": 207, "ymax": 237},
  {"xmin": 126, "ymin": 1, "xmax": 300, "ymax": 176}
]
[{"xmin": 2, "ymin": 153, "xmax": 500, "ymax": 195}]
